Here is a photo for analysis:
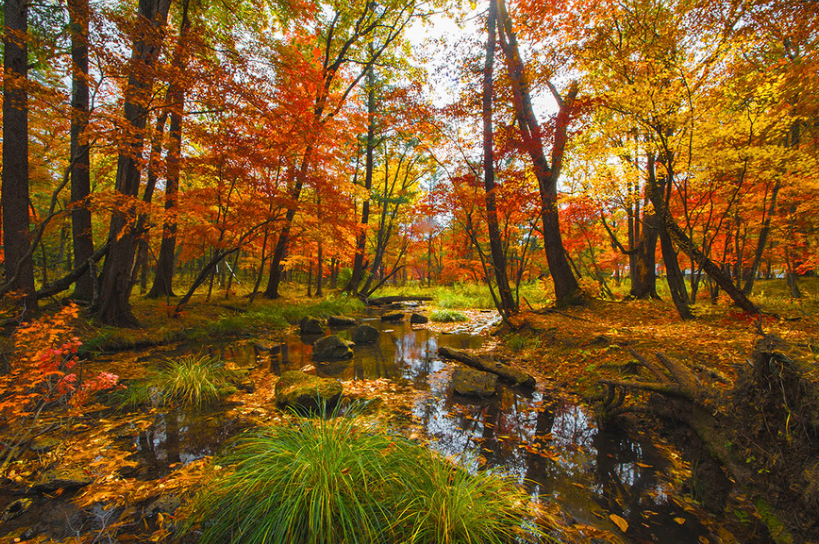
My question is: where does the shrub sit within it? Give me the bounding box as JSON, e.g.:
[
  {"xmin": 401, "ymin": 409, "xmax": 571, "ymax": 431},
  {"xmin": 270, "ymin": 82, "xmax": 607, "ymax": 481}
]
[
  {"xmin": 183, "ymin": 412, "xmax": 536, "ymax": 544},
  {"xmin": 430, "ymin": 309, "xmax": 468, "ymax": 323}
]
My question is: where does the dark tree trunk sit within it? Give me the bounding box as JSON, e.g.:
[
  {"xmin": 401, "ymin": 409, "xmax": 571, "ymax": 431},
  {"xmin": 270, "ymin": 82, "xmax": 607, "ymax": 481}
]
[
  {"xmin": 2, "ymin": 0, "xmax": 37, "ymax": 314},
  {"xmin": 264, "ymin": 150, "xmax": 311, "ymax": 299},
  {"xmin": 647, "ymin": 155, "xmax": 692, "ymax": 319},
  {"xmin": 316, "ymin": 244, "xmax": 323, "ymax": 297},
  {"xmin": 68, "ymin": 0, "xmax": 95, "ymax": 302},
  {"xmin": 495, "ymin": 0, "xmax": 580, "ymax": 306},
  {"xmin": 482, "ymin": 0, "xmax": 516, "ymax": 317},
  {"xmin": 631, "ymin": 207, "xmax": 660, "ymax": 299},
  {"xmin": 350, "ymin": 65, "xmax": 376, "ymax": 295},
  {"xmin": 148, "ymin": 0, "xmax": 191, "ymax": 299},
  {"xmin": 95, "ymin": 0, "xmax": 172, "ymax": 327}
]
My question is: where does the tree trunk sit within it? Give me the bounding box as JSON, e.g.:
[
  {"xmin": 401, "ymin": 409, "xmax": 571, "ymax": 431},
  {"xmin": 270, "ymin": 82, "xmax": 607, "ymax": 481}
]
[
  {"xmin": 148, "ymin": 0, "xmax": 191, "ymax": 299},
  {"xmin": 2, "ymin": 0, "xmax": 37, "ymax": 315},
  {"xmin": 68, "ymin": 0, "xmax": 95, "ymax": 303},
  {"xmin": 349, "ymin": 65, "xmax": 376, "ymax": 295},
  {"xmin": 95, "ymin": 0, "xmax": 172, "ymax": 327},
  {"xmin": 482, "ymin": 0, "xmax": 516, "ymax": 317},
  {"xmin": 495, "ymin": 0, "xmax": 580, "ymax": 306},
  {"xmin": 646, "ymin": 154, "xmax": 692, "ymax": 319},
  {"xmin": 264, "ymin": 149, "xmax": 312, "ymax": 299}
]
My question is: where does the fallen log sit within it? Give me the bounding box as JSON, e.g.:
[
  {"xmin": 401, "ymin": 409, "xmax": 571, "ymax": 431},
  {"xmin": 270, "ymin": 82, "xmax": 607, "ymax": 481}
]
[
  {"xmin": 365, "ymin": 295, "xmax": 433, "ymax": 306},
  {"xmin": 437, "ymin": 346, "xmax": 535, "ymax": 387}
]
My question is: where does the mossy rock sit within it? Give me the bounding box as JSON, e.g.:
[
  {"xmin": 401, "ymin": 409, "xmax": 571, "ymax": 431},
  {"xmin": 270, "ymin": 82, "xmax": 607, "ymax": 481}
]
[
  {"xmin": 274, "ymin": 371, "xmax": 343, "ymax": 413},
  {"xmin": 352, "ymin": 325, "xmax": 379, "ymax": 344},
  {"xmin": 452, "ymin": 367, "xmax": 497, "ymax": 398},
  {"xmin": 312, "ymin": 335, "xmax": 354, "ymax": 361},
  {"xmin": 299, "ymin": 317, "xmax": 325, "ymax": 335}
]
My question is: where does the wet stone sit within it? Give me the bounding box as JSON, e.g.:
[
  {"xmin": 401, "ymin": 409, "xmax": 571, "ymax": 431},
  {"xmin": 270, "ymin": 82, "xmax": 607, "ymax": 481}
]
[
  {"xmin": 451, "ymin": 367, "xmax": 497, "ymax": 398},
  {"xmin": 327, "ymin": 316, "xmax": 357, "ymax": 327},
  {"xmin": 299, "ymin": 317, "xmax": 324, "ymax": 335},
  {"xmin": 410, "ymin": 313, "xmax": 428, "ymax": 324},
  {"xmin": 381, "ymin": 312, "xmax": 404, "ymax": 322},
  {"xmin": 34, "ymin": 466, "xmax": 92, "ymax": 493},
  {"xmin": 144, "ymin": 494, "xmax": 181, "ymax": 517},
  {"xmin": 352, "ymin": 325, "xmax": 380, "ymax": 344},
  {"xmin": 29, "ymin": 436, "xmax": 60, "ymax": 453},
  {"xmin": 1, "ymin": 498, "xmax": 32, "ymax": 522},
  {"xmin": 312, "ymin": 335, "xmax": 354, "ymax": 362},
  {"xmin": 275, "ymin": 371, "xmax": 343, "ymax": 413}
]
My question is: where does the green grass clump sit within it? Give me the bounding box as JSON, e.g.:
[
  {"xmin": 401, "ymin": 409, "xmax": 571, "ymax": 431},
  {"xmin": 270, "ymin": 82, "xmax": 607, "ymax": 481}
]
[
  {"xmin": 430, "ymin": 309, "xmax": 468, "ymax": 323},
  {"xmin": 155, "ymin": 355, "xmax": 234, "ymax": 409},
  {"xmin": 105, "ymin": 380, "xmax": 159, "ymax": 411},
  {"xmin": 183, "ymin": 413, "xmax": 536, "ymax": 544},
  {"xmin": 108, "ymin": 355, "xmax": 240, "ymax": 411}
]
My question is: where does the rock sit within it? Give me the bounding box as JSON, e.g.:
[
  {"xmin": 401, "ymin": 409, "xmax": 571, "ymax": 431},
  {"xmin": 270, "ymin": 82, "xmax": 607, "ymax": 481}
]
[
  {"xmin": 29, "ymin": 436, "xmax": 60, "ymax": 453},
  {"xmin": 275, "ymin": 371, "xmax": 343, "ymax": 413},
  {"xmin": 312, "ymin": 335, "xmax": 354, "ymax": 362},
  {"xmin": 410, "ymin": 313, "xmax": 428, "ymax": 324},
  {"xmin": 34, "ymin": 466, "xmax": 92, "ymax": 493},
  {"xmin": 1, "ymin": 498, "xmax": 32, "ymax": 522},
  {"xmin": 381, "ymin": 312, "xmax": 404, "ymax": 322},
  {"xmin": 227, "ymin": 369, "xmax": 255, "ymax": 392},
  {"xmin": 145, "ymin": 494, "xmax": 181, "ymax": 517},
  {"xmin": 352, "ymin": 325, "xmax": 380, "ymax": 344},
  {"xmin": 452, "ymin": 367, "xmax": 497, "ymax": 398},
  {"xmin": 299, "ymin": 316, "xmax": 324, "ymax": 335},
  {"xmin": 328, "ymin": 316, "xmax": 357, "ymax": 327}
]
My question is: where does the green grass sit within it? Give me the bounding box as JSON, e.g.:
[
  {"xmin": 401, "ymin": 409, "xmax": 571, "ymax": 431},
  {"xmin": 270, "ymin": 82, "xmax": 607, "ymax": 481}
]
[
  {"xmin": 183, "ymin": 412, "xmax": 538, "ymax": 544},
  {"xmin": 430, "ymin": 309, "xmax": 468, "ymax": 323},
  {"xmin": 155, "ymin": 355, "xmax": 228, "ymax": 409},
  {"xmin": 203, "ymin": 295, "xmax": 365, "ymax": 337},
  {"xmin": 107, "ymin": 354, "xmax": 241, "ymax": 411}
]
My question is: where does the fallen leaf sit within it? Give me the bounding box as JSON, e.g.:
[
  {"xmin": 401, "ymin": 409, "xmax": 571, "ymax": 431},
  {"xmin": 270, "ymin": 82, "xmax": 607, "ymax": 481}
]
[
  {"xmin": 674, "ymin": 517, "xmax": 686, "ymax": 525},
  {"xmin": 609, "ymin": 514, "xmax": 628, "ymax": 533}
]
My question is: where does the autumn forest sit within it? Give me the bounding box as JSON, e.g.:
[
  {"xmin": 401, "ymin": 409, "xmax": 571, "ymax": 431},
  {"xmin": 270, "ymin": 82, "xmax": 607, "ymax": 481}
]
[{"xmin": 2, "ymin": 0, "xmax": 819, "ymax": 542}]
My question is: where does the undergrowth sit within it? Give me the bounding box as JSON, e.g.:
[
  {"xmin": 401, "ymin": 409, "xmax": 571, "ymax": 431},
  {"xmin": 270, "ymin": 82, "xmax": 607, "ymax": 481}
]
[{"xmin": 182, "ymin": 412, "xmax": 539, "ymax": 544}]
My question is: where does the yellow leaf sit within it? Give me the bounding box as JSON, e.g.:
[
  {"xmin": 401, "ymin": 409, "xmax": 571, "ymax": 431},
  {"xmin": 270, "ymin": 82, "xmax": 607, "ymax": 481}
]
[
  {"xmin": 609, "ymin": 514, "xmax": 628, "ymax": 533},
  {"xmin": 674, "ymin": 517, "xmax": 686, "ymax": 525}
]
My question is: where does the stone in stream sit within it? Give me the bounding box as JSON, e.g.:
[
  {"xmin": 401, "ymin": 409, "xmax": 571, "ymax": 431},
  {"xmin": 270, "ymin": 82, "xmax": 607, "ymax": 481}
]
[
  {"xmin": 312, "ymin": 335, "xmax": 354, "ymax": 362},
  {"xmin": 451, "ymin": 367, "xmax": 498, "ymax": 398},
  {"xmin": 352, "ymin": 324, "xmax": 380, "ymax": 344},
  {"xmin": 381, "ymin": 312, "xmax": 404, "ymax": 322},
  {"xmin": 327, "ymin": 315, "xmax": 357, "ymax": 327},
  {"xmin": 299, "ymin": 316, "xmax": 324, "ymax": 335},
  {"xmin": 410, "ymin": 313, "xmax": 428, "ymax": 324},
  {"xmin": 34, "ymin": 467, "xmax": 93, "ymax": 493},
  {"xmin": 275, "ymin": 371, "xmax": 343, "ymax": 413}
]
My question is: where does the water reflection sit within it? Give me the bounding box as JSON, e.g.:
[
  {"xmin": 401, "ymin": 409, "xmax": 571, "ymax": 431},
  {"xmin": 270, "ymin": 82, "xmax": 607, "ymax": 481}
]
[{"xmin": 143, "ymin": 312, "xmax": 736, "ymax": 543}]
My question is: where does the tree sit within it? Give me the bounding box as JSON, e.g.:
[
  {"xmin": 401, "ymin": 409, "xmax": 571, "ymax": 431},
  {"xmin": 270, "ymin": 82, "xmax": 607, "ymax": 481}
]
[
  {"xmin": 3, "ymin": 0, "xmax": 38, "ymax": 314},
  {"xmin": 68, "ymin": 0, "xmax": 95, "ymax": 302},
  {"xmin": 495, "ymin": 0, "xmax": 581, "ymax": 306},
  {"xmin": 263, "ymin": 0, "xmax": 418, "ymax": 299},
  {"xmin": 482, "ymin": 0, "xmax": 517, "ymax": 317},
  {"xmin": 94, "ymin": 0, "xmax": 173, "ymax": 327}
]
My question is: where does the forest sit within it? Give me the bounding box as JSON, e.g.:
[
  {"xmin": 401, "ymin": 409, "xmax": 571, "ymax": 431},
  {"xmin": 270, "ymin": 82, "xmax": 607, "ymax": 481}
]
[{"xmin": 1, "ymin": 0, "xmax": 818, "ymax": 542}]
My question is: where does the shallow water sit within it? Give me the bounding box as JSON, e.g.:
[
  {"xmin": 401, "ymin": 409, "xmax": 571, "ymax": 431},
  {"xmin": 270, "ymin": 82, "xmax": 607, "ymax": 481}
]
[{"xmin": 133, "ymin": 310, "xmax": 755, "ymax": 544}]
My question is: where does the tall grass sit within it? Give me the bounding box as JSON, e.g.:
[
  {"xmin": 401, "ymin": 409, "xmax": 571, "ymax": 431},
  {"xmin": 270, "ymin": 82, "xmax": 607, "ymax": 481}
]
[
  {"xmin": 107, "ymin": 354, "xmax": 239, "ymax": 411},
  {"xmin": 430, "ymin": 309, "xmax": 468, "ymax": 323},
  {"xmin": 183, "ymin": 412, "xmax": 538, "ymax": 544}
]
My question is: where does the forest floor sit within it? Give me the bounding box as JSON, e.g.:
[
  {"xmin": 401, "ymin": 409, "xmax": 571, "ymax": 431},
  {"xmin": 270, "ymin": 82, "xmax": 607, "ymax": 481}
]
[{"xmin": 1, "ymin": 280, "xmax": 818, "ymax": 543}]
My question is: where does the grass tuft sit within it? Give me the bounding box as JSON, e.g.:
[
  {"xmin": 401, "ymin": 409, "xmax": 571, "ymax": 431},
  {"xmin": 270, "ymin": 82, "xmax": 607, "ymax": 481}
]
[
  {"xmin": 155, "ymin": 354, "xmax": 233, "ymax": 409},
  {"xmin": 430, "ymin": 309, "xmax": 468, "ymax": 323},
  {"xmin": 182, "ymin": 411, "xmax": 537, "ymax": 544}
]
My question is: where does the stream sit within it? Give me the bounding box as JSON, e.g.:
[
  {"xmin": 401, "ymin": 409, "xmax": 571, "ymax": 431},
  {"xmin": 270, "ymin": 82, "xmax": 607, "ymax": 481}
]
[
  {"xmin": 1, "ymin": 307, "xmax": 766, "ymax": 543},
  {"xmin": 122, "ymin": 308, "xmax": 760, "ymax": 544}
]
